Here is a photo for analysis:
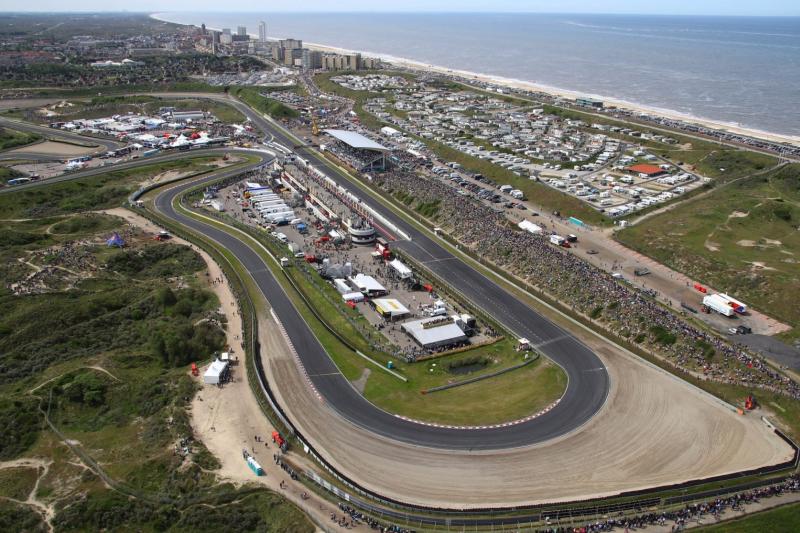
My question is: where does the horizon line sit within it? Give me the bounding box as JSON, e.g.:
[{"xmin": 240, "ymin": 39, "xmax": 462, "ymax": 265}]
[{"xmin": 2, "ymin": 10, "xmax": 799, "ymax": 18}]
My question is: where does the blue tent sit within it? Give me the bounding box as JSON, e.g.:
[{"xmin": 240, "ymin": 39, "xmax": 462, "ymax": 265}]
[{"xmin": 106, "ymin": 232, "xmax": 125, "ymax": 248}]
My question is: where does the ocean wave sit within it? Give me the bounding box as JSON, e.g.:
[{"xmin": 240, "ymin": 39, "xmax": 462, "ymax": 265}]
[{"xmin": 150, "ymin": 12, "xmax": 800, "ymax": 139}]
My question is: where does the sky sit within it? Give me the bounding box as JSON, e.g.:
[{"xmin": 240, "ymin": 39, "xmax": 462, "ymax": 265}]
[{"xmin": 0, "ymin": 1, "xmax": 798, "ymax": 16}]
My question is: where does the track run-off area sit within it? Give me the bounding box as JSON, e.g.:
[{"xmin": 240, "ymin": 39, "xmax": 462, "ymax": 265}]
[{"xmin": 1, "ymin": 94, "xmax": 794, "ymax": 509}]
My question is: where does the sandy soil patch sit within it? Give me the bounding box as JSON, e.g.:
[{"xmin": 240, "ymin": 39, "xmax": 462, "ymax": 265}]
[
  {"xmin": 208, "ymin": 156, "xmax": 243, "ymax": 167},
  {"xmin": 263, "ymin": 286, "xmax": 794, "ymax": 508},
  {"xmin": 747, "ymin": 261, "xmax": 777, "ymax": 271},
  {"xmin": 0, "ymin": 98, "xmax": 60, "ymax": 111},
  {"xmin": 104, "ymin": 207, "xmax": 328, "ymax": 529},
  {"xmin": 144, "ymin": 169, "xmax": 196, "ymax": 187},
  {"xmin": 111, "ymin": 203, "xmax": 791, "ymax": 510},
  {"xmin": 0, "ymin": 458, "xmax": 55, "ymax": 531},
  {"xmin": 8, "ymin": 140, "xmax": 96, "ymax": 158}
]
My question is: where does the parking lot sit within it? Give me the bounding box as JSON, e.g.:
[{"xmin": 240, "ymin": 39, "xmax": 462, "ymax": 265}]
[{"xmin": 207, "ymin": 163, "xmax": 495, "ymax": 361}]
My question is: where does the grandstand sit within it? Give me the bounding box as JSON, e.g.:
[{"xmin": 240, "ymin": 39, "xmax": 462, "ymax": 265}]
[{"xmin": 324, "ymin": 129, "xmax": 390, "ymax": 171}]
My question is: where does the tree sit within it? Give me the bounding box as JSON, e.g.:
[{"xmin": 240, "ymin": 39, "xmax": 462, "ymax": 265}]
[{"xmin": 155, "ymin": 287, "xmax": 177, "ymax": 307}]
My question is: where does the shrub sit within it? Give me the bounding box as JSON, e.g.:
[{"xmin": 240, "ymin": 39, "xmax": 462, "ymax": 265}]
[
  {"xmin": 58, "ymin": 372, "xmax": 108, "ymax": 406},
  {"xmin": 105, "ymin": 244, "xmax": 204, "ymax": 278},
  {"xmin": 447, "ymin": 356, "xmax": 488, "ymax": 371},
  {"xmin": 696, "ymin": 340, "xmax": 716, "ymax": 361},
  {"xmin": 0, "ymin": 399, "xmax": 41, "ymax": 460},
  {"xmin": 774, "ymin": 206, "xmax": 792, "ymax": 221},
  {"xmin": 650, "ymin": 325, "xmax": 677, "ymax": 345}
]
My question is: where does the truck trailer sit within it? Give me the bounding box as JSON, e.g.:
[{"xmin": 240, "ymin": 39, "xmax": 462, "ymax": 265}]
[
  {"xmin": 260, "ymin": 205, "xmax": 291, "ymax": 215},
  {"xmin": 254, "ymin": 199, "xmax": 285, "ymax": 209},
  {"xmin": 703, "ymin": 294, "xmax": 735, "ymax": 317},
  {"xmin": 718, "ymin": 293, "xmax": 747, "ymax": 314},
  {"xmin": 266, "ymin": 212, "xmax": 295, "ymax": 224},
  {"xmin": 251, "ymin": 195, "xmax": 280, "ymax": 203}
]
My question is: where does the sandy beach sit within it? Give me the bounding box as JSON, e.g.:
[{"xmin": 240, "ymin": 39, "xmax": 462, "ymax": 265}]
[
  {"xmin": 306, "ymin": 40, "xmax": 800, "ymax": 147},
  {"xmin": 152, "ymin": 13, "xmax": 800, "ymax": 148}
]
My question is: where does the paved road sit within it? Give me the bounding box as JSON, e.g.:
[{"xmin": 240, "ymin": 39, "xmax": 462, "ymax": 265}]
[
  {"xmin": 0, "ymin": 149, "xmax": 238, "ymax": 194},
  {"xmin": 0, "ymin": 116, "xmax": 122, "ymax": 157},
  {"xmin": 154, "ymin": 164, "xmax": 608, "ymax": 449},
  {"xmin": 232, "ymin": 98, "xmax": 611, "ymax": 443},
  {"xmin": 1, "ymin": 95, "xmax": 610, "ymax": 450}
]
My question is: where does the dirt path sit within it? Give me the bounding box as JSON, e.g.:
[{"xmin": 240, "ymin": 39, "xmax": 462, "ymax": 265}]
[
  {"xmin": 627, "ymin": 162, "xmax": 786, "ymax": 227},
  {"xmin": 458, "ymin": 159, "xmax": 790, "ymax": 336},
  {"xmin": 28, "ymin": 365, "xmax": 120, "ymax": 395},
  {"xmin": 0, "ymin": 458, "xmax": 55, "ymax": 532},
  {"xmin": 110, "ymin": 210, "xmax": 789, "ymax": 510},
  {"xmin": 108, "ymin": 206, "xmax": 333, "ymax": 530}
]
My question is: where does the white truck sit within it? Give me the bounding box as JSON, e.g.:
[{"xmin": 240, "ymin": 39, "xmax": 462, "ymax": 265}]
[{"xmin": 702, "ymin": 294, "xmax": 735, "ymax": 317}]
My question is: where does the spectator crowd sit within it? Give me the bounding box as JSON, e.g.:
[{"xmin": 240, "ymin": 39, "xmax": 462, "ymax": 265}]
[
  {"xmin": 369, "ymin": 166, "xmax": 800, "ymax": 400},
  {"xmin": 537, "ymin": 474, "xmax": 799, "ymax": 532}
]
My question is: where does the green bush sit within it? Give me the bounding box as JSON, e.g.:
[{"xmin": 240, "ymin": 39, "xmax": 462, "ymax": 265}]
[
  {"xmin": 156, "ymin": 287, "xmax": 177, "ymax": 307},
  {"xmin": 105, "ymin": 243, "xmax": 205, "ymax": 278},
  {"xmin": 0, "ymin": 229, "xmax": 47, "ymax": 248},
  {"xmin": 151, "ymin": 322, "xmax": 225, "ymax": 368},
  {"xmin": 0, "ymin": 500, "xmax": 46, "ymax": 533},
  {"xmin": 696, "ymin": 340, "xmax": 716, "ymax": 361},
  {"xmin": 0, "ymin": 398, "xmax": 41, "ymax": 460},
  {"xmin": 773, "ymin": 206, "xmax": 792, "ymax": 221},
  {"xmin": 58, "ymin": 372, "xmax": 108, "ymax": 406},
  {"xmin": 50, "ymin": 215, "xmax": 120, "ymax": 235},
  {"xmin": 447, "ymin": 356, "xmax": 488, "ymax": 371},
  {"xmin": 650, "ymin": 325, "xmax": 677, "ymax": 345}
]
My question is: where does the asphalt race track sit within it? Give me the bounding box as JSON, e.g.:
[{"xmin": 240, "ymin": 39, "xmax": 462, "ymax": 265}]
[
  {"xmin": 155, "ymin": 168, "xmax": 607, "ymax": 450},
  {"xmin": 0, "ymin": 116, "xmax": 122, "ymax": 161},
  {"xmin": 2, "ymin": 95, "xmax": 610, "ymax": 450}
]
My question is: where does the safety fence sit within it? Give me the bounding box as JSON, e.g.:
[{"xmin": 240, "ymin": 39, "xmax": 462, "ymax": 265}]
[{"xmin": 144, "ymin": 166, "xmax": 800, "ymax": 530}]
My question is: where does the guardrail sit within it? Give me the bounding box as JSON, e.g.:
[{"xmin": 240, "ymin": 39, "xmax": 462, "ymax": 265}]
[{"xmin": 140, "ymin": 143, "xmax": 800, "ymax": 529}]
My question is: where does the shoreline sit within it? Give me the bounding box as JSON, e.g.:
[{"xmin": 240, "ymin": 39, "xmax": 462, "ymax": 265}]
[{"xmin": 151, "ymin": 12, "xmax": 800, "ymax": 147}]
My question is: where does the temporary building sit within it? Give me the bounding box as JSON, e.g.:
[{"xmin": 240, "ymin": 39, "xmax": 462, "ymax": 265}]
[
  {"xmin": 401, "ymin": 317, "xmax": 468, "ymax": 349},
  {"xmin": 342, "ymin": 292, "xmax": 365, "ymax": 303},
  {"xmin": 203, "ymin": 359, "xmax": 229, "ymax": 385},
  {"xmin": 517, "ymin": 220, "xmax": 543, "ymax": 234},
  {"xmin": 372, "ymin": 298, "xmax": 411, "ymax": 319},
  {"xmin": 388, "ymin": 259, "xmax": 413, "ymax": 280},
  {"xmin": 333, "ymin": 278, "xmax": 352, "ymax": 294},
  {"xmin": 349, "ymin": 273, "xmax": 387, "ymax": 296},
  {"xmin": 106, "ymin": 232, "xmax": 125, "ymax": 248}
]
